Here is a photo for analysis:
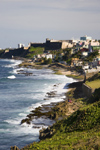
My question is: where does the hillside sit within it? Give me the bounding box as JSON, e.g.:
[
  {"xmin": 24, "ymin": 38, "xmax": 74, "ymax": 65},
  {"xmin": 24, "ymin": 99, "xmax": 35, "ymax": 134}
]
[{"xmin": 0, "ymin": 47, "xmax": 44, "ymax": 59}]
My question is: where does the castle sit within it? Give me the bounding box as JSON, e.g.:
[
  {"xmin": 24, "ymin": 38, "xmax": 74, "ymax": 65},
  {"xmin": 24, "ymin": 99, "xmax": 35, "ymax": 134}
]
[{"xmin": 29, "ymin": 38, "xmax": 74, "ymax": 50}]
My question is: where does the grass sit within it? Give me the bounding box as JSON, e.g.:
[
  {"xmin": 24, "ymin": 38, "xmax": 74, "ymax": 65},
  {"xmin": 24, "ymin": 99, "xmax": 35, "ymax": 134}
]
[
  {"xmin": 26, "ymin": 47, "xmax": 44, "ymax": 58},
  {"xmin": 85, "ymin": 72, "xmax": 100, "ymax": 89},
  {"xmin": 86, "ymin": 80, "xmax": 100, "ymax": 89},
  {"xmin": 87, "ymin": 72, "xmax": 100, "ymax": 81},
  {"xmin": 27, "ymin": 131, "xmax": 100, "ymax": 150},
  {"xmin": 66, "ymin": 74, "xmax": 84, "ymax": 80}
]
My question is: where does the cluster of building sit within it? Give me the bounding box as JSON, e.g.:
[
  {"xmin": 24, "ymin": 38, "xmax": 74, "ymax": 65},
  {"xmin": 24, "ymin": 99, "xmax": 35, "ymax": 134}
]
[
  {"xmin": 27, "ymin": 35, "xmax": 99, "ymax": 50},
  {"xmin": 31, "ymin": 36, "xmax": 99, "ymax": 64},
  {"xmin": 3, "ymin": 35, "xmax": 100, "ymax": 69},
  {"xmin": 17, "ymin": 35, "xmax": 100, "ymax": 68}
]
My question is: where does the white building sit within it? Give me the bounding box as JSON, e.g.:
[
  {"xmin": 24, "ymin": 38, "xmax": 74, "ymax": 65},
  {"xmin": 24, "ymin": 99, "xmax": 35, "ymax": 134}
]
[
  {"xmin": 80, "ymin": 35, "xmax": 92, "ymax": 41},
  {"xmin": 18, "ymin": 43, "xmax": 25, "ymax": 48},
  {"xmin": 82, "ymin": 52, "xmax": 88, "ymax": 57},
  {"xmin": 45, "ymin": 54, "xmax": 52, "ymax": 59}
]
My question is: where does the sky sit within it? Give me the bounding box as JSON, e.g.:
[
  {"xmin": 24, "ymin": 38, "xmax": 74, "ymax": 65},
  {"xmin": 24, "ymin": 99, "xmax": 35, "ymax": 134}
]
[{"xmin": 0, "ymin": 0, "xmax": 100, "ymax": 49}]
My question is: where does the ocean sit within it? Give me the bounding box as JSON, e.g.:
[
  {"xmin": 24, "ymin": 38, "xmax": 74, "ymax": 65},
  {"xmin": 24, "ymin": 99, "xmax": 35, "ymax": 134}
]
[{"xmin": 0, "ymin": 59, "xmax": 75, "ymax": 150}]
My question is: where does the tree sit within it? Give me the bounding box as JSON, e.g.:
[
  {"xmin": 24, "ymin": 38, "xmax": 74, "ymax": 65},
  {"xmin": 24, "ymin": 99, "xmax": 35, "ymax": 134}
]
[{"xmin": 43, "ymin": 58, "xmax": 52, "ymax": 64}]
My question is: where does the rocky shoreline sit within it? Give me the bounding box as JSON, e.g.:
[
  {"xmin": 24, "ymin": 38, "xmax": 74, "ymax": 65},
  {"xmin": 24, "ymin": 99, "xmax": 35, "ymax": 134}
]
[
  {"xmin": 10, "ymin": 60, "xmax": 85, "ymax": 150},
  {"xmin": 11, "ymin": 79, "xmax": 84, "ymax": 150}
]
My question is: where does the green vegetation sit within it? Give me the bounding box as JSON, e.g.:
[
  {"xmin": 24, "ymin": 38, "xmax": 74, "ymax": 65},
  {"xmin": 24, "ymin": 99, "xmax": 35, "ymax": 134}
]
[
  {"xmin": 72, "ymin": 51, "xmax": 81, "ymax": 59},
  {"xmin": 86, "ymin": 73, "xmax": 100, "ymax": 89},
  {"xmin": 24, "ymin": 129, "xmax": 100, "ymax": 150},
  {"xmin": 20, "ymin": 72, "xmax": 100, "ymax": 150},
  {"xmin": 0, "ymin": 50, "xmax": 4, "ymax": 54},
  {"xmin": 43, "ymin": 58, "xmax": 52, "ymax": 64},
  {"xmin": 86, "ymin": 80, "xmax": 100, "ymax": 89},
  {"xmin": 26, "ymin": 47, "xmax": 44, "ymax": 58},
  {"xmin": 87, "ymin": 73, "xmax": 100, "ymax": 82},
  {"xmin": 84, "ymin": 51, "xmax": 99, "ymax": 62},
  {"xmin": 21, "ymin": 95, "xmax": 100, "ymax": 150},
  {"xmin": 62, "ymin": 48, "xmax": 72, "ymax": 64},
  {"xmin": 92, "ymin": 46, "xmax": 100, "ymax": 51},
  {"xmin": 66, "ymin": 74, "xmax": 84, "ymax": 80}
]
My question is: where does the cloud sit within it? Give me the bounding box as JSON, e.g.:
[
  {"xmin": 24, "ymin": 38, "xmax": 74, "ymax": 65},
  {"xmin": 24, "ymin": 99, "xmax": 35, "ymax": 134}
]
[{"xmin": 1, "ymin": 0, "xmax": 100, "ymax": 11}]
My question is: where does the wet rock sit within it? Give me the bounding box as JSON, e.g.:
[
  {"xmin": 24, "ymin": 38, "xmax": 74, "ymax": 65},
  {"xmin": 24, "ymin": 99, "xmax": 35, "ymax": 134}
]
[
  {"xmin": 44, "ymin": 98, "xmax": 49, "ymax": 100},
  {"xmin": 49, "ymin": 113, "xmax": 56, "ymax": 119},
  {"xmin": 33, "ymin": 126, "xmax": 40, "ymax": 129},
  {"xmin": 10, "ymin": 145, "xmax": 20, "ymax": 150},
  {"xmin": 39, "ymin": 126, "xmax": 55, "ymax": 140},
  {"xmin": 46, "ymin": 91, "xmax": 56, "ymax": 98},
  {"xmin": 18, "ymin": 72, "xmax": 33, "ymax": 76},
  {"xmin": 21, "ymin": 118, "xmax": 30, "ymax": 124}
]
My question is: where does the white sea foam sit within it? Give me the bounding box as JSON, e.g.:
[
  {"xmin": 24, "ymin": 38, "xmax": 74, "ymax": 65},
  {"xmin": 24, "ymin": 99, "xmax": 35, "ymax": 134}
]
[
  {"xmin": 27, "ymin": 82, "xmax": 71, "ymax": 113},
  {"xmin": 0, "ymin": 129, "xmax": 10, "ymax": 133},
  {"xmin": 32, "ymin": 117, "xmax": 55, "ymax": 127},
  {"xmin": 4, "ymin": 120, "xmax": 39, "ymax": 137},
  {"xmin": 28, "ymin": 103, "xmax": 42, "ymax": 111},
  {"xmin": 19, "ymin": 113, "xmax": 28, "ymax": 117},
  {"xmin": 5, "ymin": 118, "xmax": 21, "ymax": 125},
  {"xmin": 7, "ymin": 75, "xmax": 16, "ymax": 79},
  {"xmin": 5, "ymin": 117, "xmax": 40, "ymax": 138},
  {"xmin": 3, "ymin": 59, "xmax": 22, "ymax": 68},
  {"xmin": 2, "ymin": 66, "xmax": 76, "ymax": 146},
  {"xmin": 11, "ymin": 67, "xmax": 24, "ymax": 74},
  {"xmin": 4, "ymin": 81, "xmax": 70, "ymax": 136}
]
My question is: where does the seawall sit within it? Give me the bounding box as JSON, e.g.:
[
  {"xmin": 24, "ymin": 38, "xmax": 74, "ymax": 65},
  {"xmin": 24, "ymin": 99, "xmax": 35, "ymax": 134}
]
[{"xmin": 82, "ymin": 83, "xmax": 95, "ymax": 98}]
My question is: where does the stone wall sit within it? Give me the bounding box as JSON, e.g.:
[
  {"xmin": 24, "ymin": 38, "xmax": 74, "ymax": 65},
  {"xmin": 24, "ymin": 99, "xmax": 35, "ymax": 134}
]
[
  {"xmin": 30, "ymin": 43, "xmax": 45, "ymax": 48},
  {"xmin": 82, "ymin": 83, "xmax": 95, "ymax": 98},
  {"xmin": 45, "ymin": 41, "xmax": 62, "ymax": 50}
]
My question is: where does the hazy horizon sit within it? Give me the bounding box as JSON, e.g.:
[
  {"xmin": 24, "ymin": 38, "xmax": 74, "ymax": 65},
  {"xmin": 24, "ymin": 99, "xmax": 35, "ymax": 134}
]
[{"xmin": 0, "ymin": 0, "xmax": 100, "ymax": 49}]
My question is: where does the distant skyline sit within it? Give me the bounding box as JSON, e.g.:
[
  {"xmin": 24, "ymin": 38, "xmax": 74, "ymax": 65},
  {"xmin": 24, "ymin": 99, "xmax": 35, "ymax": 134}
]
[{"xmin": 0, "ymin": 0, "xmax": 100, "ymax": 49}]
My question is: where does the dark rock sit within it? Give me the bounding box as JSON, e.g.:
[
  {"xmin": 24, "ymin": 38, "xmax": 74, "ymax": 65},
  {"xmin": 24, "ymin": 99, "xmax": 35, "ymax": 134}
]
[
  {"xmin": 10, "ymin": 145, "xmax": 20, "ymax": 150},
  {"xmin": 33, "ymin": 126, "xmax": 40, "ymax": 129},
  {"xmin": 39, "ymin": 126, "xmax": 55, "ymax": 140},
  {"xmin": 49, "ymin": 112, "xmax": 58, "ymax": 120},
  {"xmin": 17, "ymin": 71, "xmax": 33, "ymax": 76},
  {"xmin": 46, "ymin": 91, "xmax": 56, "ymax": 98},
  {"xmin": 44, "ymin": 98, "xmax": 49, "ymax": 100},
  {"xmin": 21, "ymin": 118, "xmax": 30, "ymax": 124}
]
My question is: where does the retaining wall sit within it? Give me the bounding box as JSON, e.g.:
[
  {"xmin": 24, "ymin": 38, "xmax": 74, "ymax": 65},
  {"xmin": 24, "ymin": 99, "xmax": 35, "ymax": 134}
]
[{"xmin": 82, "ymin": 83, "xmax": 95, "ymax": 98}]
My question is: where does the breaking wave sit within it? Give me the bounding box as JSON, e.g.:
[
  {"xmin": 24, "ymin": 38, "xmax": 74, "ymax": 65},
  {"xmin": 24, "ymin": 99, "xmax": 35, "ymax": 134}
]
[{"xmin": 7, "ymin": 75, "xmax": 16, "ymax": 79}]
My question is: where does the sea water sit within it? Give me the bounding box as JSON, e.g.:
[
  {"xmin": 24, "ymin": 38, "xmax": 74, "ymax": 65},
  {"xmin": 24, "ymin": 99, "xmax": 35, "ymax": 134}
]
[{"xmin": 0, "ymin": 59, "xmax": 76, "ymax": 150}]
